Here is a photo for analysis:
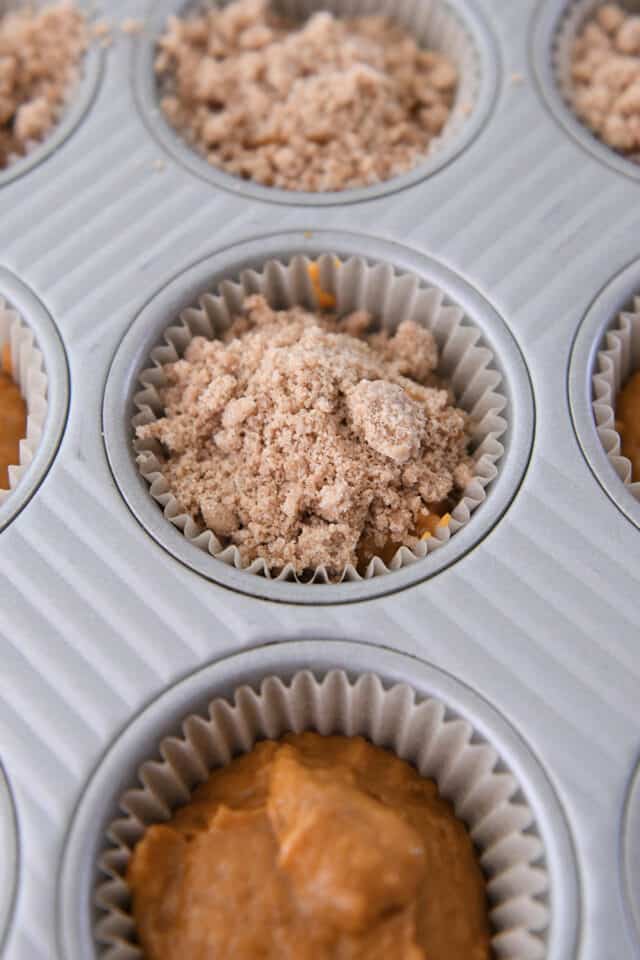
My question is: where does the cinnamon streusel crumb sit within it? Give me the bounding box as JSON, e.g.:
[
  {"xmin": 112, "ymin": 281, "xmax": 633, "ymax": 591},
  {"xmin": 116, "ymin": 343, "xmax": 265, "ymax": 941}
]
[
  {"xmin": 571, "ymin": 4, "xmax": 640, "ymax": 159},
  {"xmin": 155, "ymin": 0, "xmax": 458, "ymax": 191},
  {"xmin": 0, "ymin": 1, "xmax": 87, "ymax": 169},
  {"xmin": 136, "ymin": 295, "xmax": 473, "ymax": 576}
]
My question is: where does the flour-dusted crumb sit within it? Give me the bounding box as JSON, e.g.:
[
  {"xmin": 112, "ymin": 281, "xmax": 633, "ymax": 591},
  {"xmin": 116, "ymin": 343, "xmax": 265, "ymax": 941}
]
[
  {"xmin": 0, "ymin": 1, "xmax": 87, "ymax": 169},
  {"xmin": 571, "ymin": 4, "xmax": 640, "ymax": 158},
  {"xmin": 121, "ymin": 18, "xmax": 143, "ymax": 36},
  {"xmin": 92, "ymin": 19, "xmax": 111, "ymax": 39},
  {"xmin": 154, "ymin": 0, "xmax": 458, "ymax": 192},
  {"xmin": 137, "ymin": 296, "xmax": 473, "ymax": 575}
]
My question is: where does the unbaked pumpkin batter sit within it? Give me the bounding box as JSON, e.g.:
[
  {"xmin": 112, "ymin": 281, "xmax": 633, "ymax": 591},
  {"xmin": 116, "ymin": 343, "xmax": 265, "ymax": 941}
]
[
  {"xmin": 0, "ymin": 344, "xmax": 26, "ymax": 489},
  {"xmin": 617, "ymin": 371, "xmax": 640, "ymax": 481},
  {"xmin": 127, "ymin": 733, "xmax": 491, "ymax": 960}
]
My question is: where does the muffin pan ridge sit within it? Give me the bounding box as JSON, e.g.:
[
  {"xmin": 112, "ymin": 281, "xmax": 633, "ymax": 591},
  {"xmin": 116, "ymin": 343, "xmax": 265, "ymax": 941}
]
[{"xmin": 1, "ymin": 2, "xmax": 639, "ymax": 960}]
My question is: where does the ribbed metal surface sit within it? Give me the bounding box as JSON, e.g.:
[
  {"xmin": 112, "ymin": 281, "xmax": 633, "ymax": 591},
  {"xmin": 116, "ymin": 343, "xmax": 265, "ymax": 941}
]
[{"xmin": 0, "ymin": 0, "xmax": 639, "ymax": 957}]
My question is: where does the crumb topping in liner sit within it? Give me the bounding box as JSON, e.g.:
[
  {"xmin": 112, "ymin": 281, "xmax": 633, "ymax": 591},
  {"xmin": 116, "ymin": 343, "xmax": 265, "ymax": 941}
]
[
  {"xmin": 0, "ymin": 1, "xmax": 88, "ymax": 169},
  {"xmin": 136, "ymin": 295, "xmax": 473, "ymax": 576},
  {"xmin": 570, "ymin": 3, "xmax": 640, "ymax": 158},
  {"xmin": 155, "ymin": 0, "xmax": 458, "ymax": 192}
]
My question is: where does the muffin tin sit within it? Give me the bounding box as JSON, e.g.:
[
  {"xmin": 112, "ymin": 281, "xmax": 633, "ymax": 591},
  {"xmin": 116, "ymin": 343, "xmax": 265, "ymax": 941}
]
[
  {"xmin": 0, "ymin": 763, "xmax": 17, "ymax": 958},
  {"xmin": 0, "ymin": 0, "xmax": 639, "ymax": 958}
]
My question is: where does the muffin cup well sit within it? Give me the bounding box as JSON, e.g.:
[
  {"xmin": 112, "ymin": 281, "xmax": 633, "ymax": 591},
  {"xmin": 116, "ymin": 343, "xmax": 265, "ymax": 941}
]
[
  {"xmin": 0, "ymin": 762, "xmax": 18, "ymax": 957},
  {"xmin": 0, "ymin": 1, "xmax": 103, "ymax": 187},
  {"xmin": 132, "ymin": 253, "xmax": 507, "ymax": 584},
  {"xmin": 95, "ymin": 668, "xmax": 549, "ymax": 959},
  {"xmin": 135, "ymin": 0, "xmax": 498, "ymax": 204},
  {"xmin": 0, "ymin": 299, "xmax": 48, "ymax": 504},
  {"xmin": 592, "ymin": 295, "xmax": 640, "ymax": 499},
  {"xmin": 553, "ymin": 0, "xmax": 640, "ymax": 162}
]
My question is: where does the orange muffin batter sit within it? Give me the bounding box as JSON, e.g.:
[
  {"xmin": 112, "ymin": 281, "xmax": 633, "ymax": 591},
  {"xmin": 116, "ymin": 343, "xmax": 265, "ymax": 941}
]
[
  {"xmin": 0, "ymin": 343, "xmax": 26, "ymax": 488},
  {"xmin": 127, "ymin": 733, "xmax": 491, "ymax": 960},
  {"xmin": 617, "ymin": 371, "xmax": 640, "ymax": 481}
]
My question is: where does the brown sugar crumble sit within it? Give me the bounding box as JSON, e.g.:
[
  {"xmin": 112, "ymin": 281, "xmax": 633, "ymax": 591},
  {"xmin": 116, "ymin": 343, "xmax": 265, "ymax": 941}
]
[
  {"xmin": 155, "ymin": 0, "xmax": 458, "ymax": 192},
  {"xmin": 571, "ymin": 4, "xmax": 640, "ymax": 159},
  {"xmin": 0, "ymin": 1, "xmax": 88, "ymax": 169},
  {"xmin": 121, "ymin": 18, "xmax": 144, "ymax": 36},
  {"xmin": 136, "ymin": 296, "xmax": 474, "ymax": 576}
]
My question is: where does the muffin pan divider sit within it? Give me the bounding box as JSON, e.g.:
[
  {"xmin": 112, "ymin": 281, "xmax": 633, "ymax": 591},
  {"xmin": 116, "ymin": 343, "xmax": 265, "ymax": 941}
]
[{"xmin": 0, "ymin": 0, "xmax": 639, "ymax": 958}]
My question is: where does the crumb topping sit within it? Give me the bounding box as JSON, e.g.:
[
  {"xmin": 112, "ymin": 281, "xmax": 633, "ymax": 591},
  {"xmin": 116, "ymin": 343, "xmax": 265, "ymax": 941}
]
[
  {"xmin": 155, "ymin": 0, "xmax": 458, "ymax": 192},
  {"xmin": 136, "ymin": 295, "xmax": 473, "ymax": 575},
  {"xmin": 0, "ymin": 1, "xmax": 87, "ymax": 169},
  {"xmin": 571, "ymin": 4, "xmax": 640, "ymax": 158}
]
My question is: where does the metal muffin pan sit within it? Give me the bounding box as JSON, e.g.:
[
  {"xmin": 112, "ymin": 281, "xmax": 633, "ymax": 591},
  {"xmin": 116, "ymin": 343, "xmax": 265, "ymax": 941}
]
[
  {"xmin": 104, "ymin": 231, "xmax": 534, "ymax": 604},
  {"xmin": 0, "ymin": 764, "xmax": 17, "ymax": 959},
  {"xmin": 624, "ymin": 760, "xmax": 640, "ymax": 953},
  {"xmin": 0, "ymin": 0, "xmax": 639, "ymax": 958}
]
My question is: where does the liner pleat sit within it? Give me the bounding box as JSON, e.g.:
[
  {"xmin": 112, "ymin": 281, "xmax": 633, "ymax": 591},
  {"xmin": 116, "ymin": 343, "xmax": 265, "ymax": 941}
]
[
  {"xmin": 95, "ymin": 670, "xmax": 549, "ymax": 960},
  {"xmin": 592, "ymin": 295, "xmax": 640, "ymax": 499},
  {"xmin": 133, "ymin": 254, "xmax": 507, "ymax": 583},
  {"xmin": 0, "ymin": 299, "xmax": 48, "ymax": 504}
]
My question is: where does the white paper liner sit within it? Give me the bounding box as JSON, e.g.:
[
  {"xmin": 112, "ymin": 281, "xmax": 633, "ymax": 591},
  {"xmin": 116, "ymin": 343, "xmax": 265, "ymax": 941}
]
[
  {"xmin": 592, "ymin": 294, "xmax": 640, "ymax": 500},
  {"xmin": 0, "ymin": 298, "xmax": 48, "ymax": 504},
  {"xmin": 95, "ymin": 670, "xmax": 549, "ymax": 960},
  {"xmin": 554, "ymin": 0, "xmax": 640, "ymax": 162},
  {"xmin": 132, "ymin": 254, "xmax": 507, "ymax": 583},
  {"xmin": 160, "ymin": 0, "xmax": 481, "ymax": 187}
]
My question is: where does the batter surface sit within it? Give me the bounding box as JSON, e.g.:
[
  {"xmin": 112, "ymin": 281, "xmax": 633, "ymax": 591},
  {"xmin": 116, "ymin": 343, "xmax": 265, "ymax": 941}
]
[
  {"xmin": 0, "ymin": 345, "xmax": 26, "ymax": 488},
  {"xmin": 127, "ymin": 733, "xmax": 491, "ymax": 960},
  {"xmin": 617, "ymin": 370, "xmax": 640, "ymax": 481}
]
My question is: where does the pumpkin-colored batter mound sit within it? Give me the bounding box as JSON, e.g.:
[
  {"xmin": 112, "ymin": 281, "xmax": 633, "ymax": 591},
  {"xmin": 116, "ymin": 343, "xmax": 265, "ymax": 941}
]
[
  {"xmin": 0, "ymin": 345, "xmax": 26, "ymax": 488},
  {"xmin": 617, "ymin": 371, "xmax": 640, "ymax": 481},
  {"xmin": 127, "ymin": 733, "xmax": 491, "ymax": 960}
]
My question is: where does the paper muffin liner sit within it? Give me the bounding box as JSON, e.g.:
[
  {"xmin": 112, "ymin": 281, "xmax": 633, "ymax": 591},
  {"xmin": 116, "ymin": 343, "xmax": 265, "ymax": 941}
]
[
  {"xmin": 592, "ymin": 295, "xmax": 640, "ymax": 499},
  {"xmin": 554, "ymin": 0, "xmax": 640, "ymax": 160},
  {"xmin": 132, "ymin": 254, "xmax": 507, "ymax": 583},
  {"xmin": 159, "ymin": 0, "xmax": 481, "ymax": 186},
  {"xmin": 95, "ymin": 669, "xmax": 549, "ymax": 959},
  {"xmin": 0, "ymin": 298, "xmax": 48, "ymax": 504}
]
